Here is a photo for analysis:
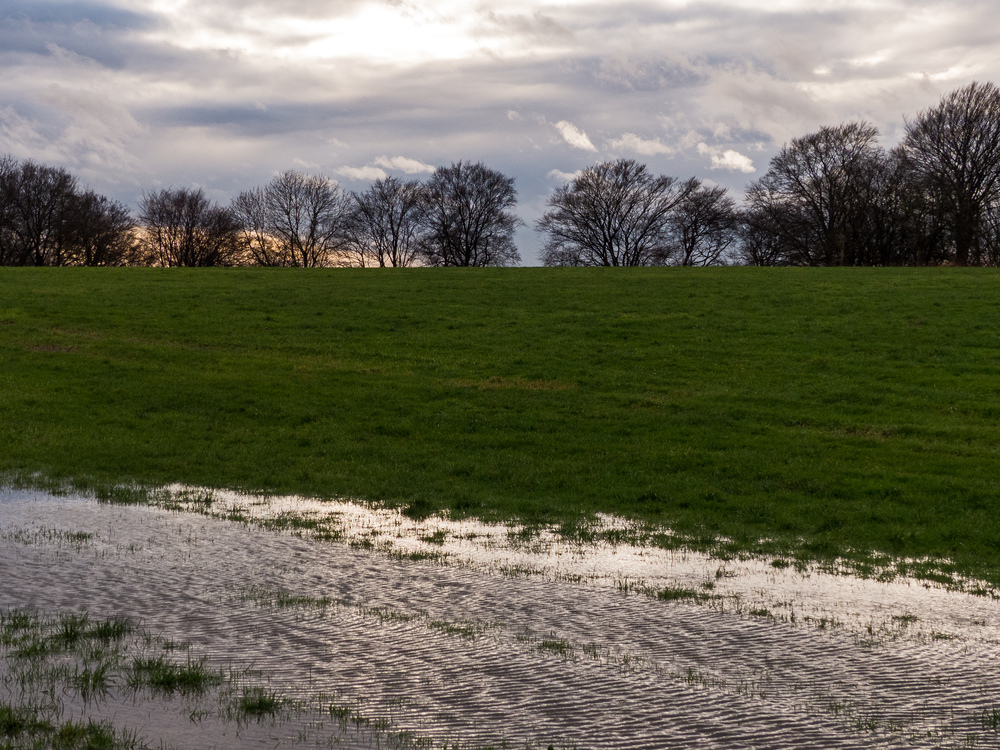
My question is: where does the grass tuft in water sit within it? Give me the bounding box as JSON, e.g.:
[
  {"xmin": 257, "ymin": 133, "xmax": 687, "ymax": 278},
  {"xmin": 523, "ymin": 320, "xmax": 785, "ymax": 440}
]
[
  {"xmin": 428, "ymin": 620, "xmax": 480, "ymax": 639},
  {"xmin": 538, "ymin": 639, "xmax": 572, "ymax": 657},
  {"xmin": 0, "ymin": 704, "xmax": 147, "ymax": 750},
  {"xmin": 70, "ymin": 661, "xmax": 114, "ymax": 702},
  {"xmin": 50, "ymin": 613, "xmax": 88, "ymax": 651},
  {"xmin": 982, "ymin": 706, "xmax": 1000, "ymax": 730},
  {"xmin": 0, "ymin": 703, "xmax": 53, "ymax": 739},
  {"xmin": 89, "ymin": 616, "xmax": 133, "ymax": 642},
  {"xmin": 54, "ymin": 718, "xmax": 147, "ymax": 750},
  {"xmin": 93, "ymin": 485, "xmax": 153, "ymax": 507},
  {"xmin": 657, "ymin": 586, "xmax": 701, "ymax": 602},
  {"xmin": 421, "ymin": 530, "xmax": 447, "ymax": 545},
  {"xmin": 232, "ymin": 583, "xmax": 334, "ymax": 611},
  {"xmin": 127, "ymin": 655, "xmax": 222, "ymax": 695},
  {"xmin": 234, "ymin": 686, "xmax": 283, "ymax": 718}
]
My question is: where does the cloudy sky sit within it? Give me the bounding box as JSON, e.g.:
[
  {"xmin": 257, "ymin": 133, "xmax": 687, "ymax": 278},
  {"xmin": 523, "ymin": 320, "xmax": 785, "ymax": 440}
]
[{"xmin": 2, "ymin": 0, "xmax": 998, "ymax": 262}]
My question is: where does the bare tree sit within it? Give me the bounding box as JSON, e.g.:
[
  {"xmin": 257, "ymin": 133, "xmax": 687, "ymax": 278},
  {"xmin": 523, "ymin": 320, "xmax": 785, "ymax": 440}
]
[
  {"xmin": 344, "ymin": 177, "xmax": 425, "ymax": 267},
  {"xmin": 736, "ymin": 207, "xmax": 790, "ymax": 266},
  {"xmin": 232, "ymin": 186, "xmax": 284, "ymax": 266},
  {"xmin": 139, "ymin": 187, "xmax": 240, "ymax": 267},
  {"xmin": 849, "ymin": 146, "xmax": 943, "ymax": 267},
  {"xmin": 0, "ymin": 157, "xmax": 78, "ymax": 266},
  {"xmin": 66, "ymin": 191, "xmax": 139, "ymax": 266},
  {"xmin": 257, "ymin": 170, "xmax": 351, "ymax": 267},
  {"xmin": 537, "ymin": 159, "xmax": 694, "ymax": 267},
  {"xmin": 901, "ymin": 81, "xmax": 1000, "ymax": 266},
  {"xmin": 891, "ymin": 151, "xmax": 952, "ymax": 267},
  {"xmin": 0, "ymin": 157, "xmax": 137, "ymax": 266},
  {"xmin": 980, "ymin": 200, "xmax": 1000, "ymax": 266},
  {"xmin": 667, "ymin": 183, "xmax": 740, "ymax": 266},
  {"xmin": 419, "ymin": 161, "xmax": 521, "ymax": 267},
  {"xmin": 744, "ymin": 122, "xmax": 890, "ymax": 266},
  {"xmin": 0, "ymin": 156, "xmax": 20, "ymax": 265}
]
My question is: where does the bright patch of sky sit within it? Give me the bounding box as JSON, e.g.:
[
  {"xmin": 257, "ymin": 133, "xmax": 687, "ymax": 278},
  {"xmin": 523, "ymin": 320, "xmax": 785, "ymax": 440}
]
[{"xmin": 1, "ymin": 0, "xmax": 998, "ymax": 262}]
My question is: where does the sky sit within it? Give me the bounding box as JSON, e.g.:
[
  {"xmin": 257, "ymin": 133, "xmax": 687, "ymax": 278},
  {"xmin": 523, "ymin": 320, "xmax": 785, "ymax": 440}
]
[{"xmin": 2, "ymin": 0, "xmax": 999, "ymax": 264}]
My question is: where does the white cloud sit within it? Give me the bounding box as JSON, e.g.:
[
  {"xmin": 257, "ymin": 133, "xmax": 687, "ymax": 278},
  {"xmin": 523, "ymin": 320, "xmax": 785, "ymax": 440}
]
[
  {"xmin": 373, "ymin": 155, "xmax": 436, "ymax": 174},
  {"xmin": 547, "ymin": 168, "xmax": 583, "ymax": 182},
  {"xmin": 697, "ymin": 143, "xmax": 756, "ymax": 174},
  {"xmin": 0, "ymin": 88, "xmax": 144, "ymax": 179},
  {"xmin": 554, "ymin": 120, "xmax": 596, "ymax": 152},
  {"xmin": 608, "ymin": 132, "xmax": 673, "ymax": 155},
  {"xmin": 848, "ymin": 50, "xmax": 890, "ymax": 68},
  {"xmin": 0, "ymin": 107, "xmax": 48, "ymax": 160},
  {"xmin": 335, "ymin": 165, "xmax": 388, "ymax": 181}
]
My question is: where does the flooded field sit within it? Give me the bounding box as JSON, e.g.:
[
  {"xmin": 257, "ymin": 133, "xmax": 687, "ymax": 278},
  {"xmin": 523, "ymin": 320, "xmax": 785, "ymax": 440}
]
[{"xmin": 2, "ymin": 486, "xmax": 1000, "ymax": 749}]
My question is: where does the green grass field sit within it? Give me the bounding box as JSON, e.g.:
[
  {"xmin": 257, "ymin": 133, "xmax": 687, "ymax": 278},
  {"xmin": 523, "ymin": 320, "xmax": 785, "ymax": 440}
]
[{"xmin": 3, "ymin": 268, "xmax": 1000, "ymax": 584}]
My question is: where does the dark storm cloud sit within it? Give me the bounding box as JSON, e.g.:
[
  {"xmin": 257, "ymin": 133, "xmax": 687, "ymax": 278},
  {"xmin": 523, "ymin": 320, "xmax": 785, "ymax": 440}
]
[
  {"xmin": 0, "ymin": 1, "xmax": 156, "ymax": 68},
  {"xmin": 0, "ymin": 1, "xmax": 152, "ymax": 28}
]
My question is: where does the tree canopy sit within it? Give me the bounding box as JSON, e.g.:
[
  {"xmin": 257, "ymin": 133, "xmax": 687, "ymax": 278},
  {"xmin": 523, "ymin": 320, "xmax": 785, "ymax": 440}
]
[
  {"xmin": 537, "ymin": 159, "xmax": 695, "ymax": 267},
  {"xmin": 419, "ymin": 161, "xmax": 521, "ymax": 267}
]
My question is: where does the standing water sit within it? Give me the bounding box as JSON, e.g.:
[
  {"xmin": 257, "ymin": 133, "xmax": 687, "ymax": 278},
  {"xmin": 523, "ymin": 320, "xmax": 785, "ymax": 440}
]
[{"xmin": 1, "ymin": 486, "xmax": 998, "ymax": 748}]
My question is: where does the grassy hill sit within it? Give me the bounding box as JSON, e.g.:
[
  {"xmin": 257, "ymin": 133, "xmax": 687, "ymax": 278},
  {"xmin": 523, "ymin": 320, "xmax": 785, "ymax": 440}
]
[{"xmin": 3, "ymin": 267, "xmax": 1000, "ymax": 584}]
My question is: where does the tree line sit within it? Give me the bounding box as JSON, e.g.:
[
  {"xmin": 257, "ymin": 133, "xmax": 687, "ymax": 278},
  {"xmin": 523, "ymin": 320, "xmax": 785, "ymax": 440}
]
[
  {"xmin": 0, "ymin": 159, "xmax": 520, "ymax": 269},
  {"xmin": 4, "ymin": 81, "xmax": 1000, "ymax": 267}
]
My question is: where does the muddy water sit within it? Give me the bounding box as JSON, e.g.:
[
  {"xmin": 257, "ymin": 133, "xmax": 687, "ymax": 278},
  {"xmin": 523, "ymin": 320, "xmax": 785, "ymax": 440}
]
[{"xmin": 2, "ymin": 488, "xmax": 999, "ymax": 749}]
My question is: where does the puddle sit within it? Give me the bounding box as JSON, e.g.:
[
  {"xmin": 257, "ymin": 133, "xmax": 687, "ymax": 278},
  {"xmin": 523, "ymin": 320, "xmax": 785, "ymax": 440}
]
[
  {"xmin": 2, "ymin": 486, "xmax": 1000, "ymax": 748},
  {"xmin": 153, "ymin": 484, "xmax": 1000, "ymax": 643}
]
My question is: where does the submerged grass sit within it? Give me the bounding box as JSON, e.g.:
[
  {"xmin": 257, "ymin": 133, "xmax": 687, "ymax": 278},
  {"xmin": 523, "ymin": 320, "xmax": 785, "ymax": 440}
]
[
  {"xmin": 0, "ymin": 709, "xmax": 147, "ymax": 750},
  {"xmin": 1, "ymin": 610, "xmax": 385, "ymax": 747},
  {"xmin": 2, "ymin": 612, "xmax": 134, "ymax": 659},
  {"xmin": 127, "ymin": 655, "xmax": 222, "ymax": 695},
  {"xmin": 0, "ymin": 610, "xmax": 154, "ymax": 750},
  {"xmin": 657, "ymin": 586, "xmax": 705, "ymax": 602},
  {"xmin": 4, "ymin": 268, "xmax": 1000, "ymax": 583},
  {"xmin": 232, "ymin": 686, "xmax": 283, "ymax": 719},
  {"xmin": 0, "ymin": 704, "xmax": 52, "ymax": 739}
]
